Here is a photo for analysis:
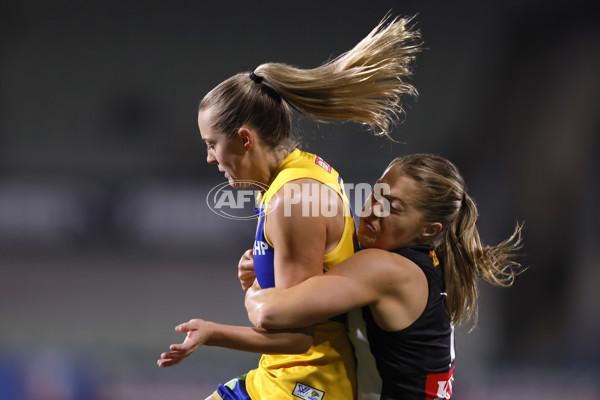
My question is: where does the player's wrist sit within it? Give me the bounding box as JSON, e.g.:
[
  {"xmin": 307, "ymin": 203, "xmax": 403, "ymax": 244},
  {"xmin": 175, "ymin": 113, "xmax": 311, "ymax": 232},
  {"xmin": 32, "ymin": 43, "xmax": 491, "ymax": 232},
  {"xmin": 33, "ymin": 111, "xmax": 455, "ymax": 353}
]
[{"xmin": 202, "ymin": 321, "xmax": 219, "ymax": 347}]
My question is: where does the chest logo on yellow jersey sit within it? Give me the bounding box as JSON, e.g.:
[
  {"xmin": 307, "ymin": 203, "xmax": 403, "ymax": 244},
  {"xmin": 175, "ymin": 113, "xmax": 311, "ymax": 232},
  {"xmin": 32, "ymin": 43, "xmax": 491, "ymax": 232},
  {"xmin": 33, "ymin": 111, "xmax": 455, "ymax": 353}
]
[{"xmin": 292, "ymin": 382, "xmax": 324, "ymax": 400}]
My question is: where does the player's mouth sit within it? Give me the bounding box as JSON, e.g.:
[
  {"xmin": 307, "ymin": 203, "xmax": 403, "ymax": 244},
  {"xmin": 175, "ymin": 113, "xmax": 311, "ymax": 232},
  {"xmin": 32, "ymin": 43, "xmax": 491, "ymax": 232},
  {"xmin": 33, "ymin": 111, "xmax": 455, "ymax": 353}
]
[{"xmin": 363, "ymin": 219, "xmax": 377, "ymax": 233}]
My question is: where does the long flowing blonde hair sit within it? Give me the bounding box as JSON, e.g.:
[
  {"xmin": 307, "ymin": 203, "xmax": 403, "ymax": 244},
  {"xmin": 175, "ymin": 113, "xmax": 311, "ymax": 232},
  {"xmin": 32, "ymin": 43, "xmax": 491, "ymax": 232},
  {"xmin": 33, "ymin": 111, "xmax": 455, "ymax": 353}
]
[
  {"xmin": 199, "ymin": 15, "xmax": 421, "ymax": 147},
  {"xmin": 389, "ymin": 154, "xmax": 525, "ymax": 329}
]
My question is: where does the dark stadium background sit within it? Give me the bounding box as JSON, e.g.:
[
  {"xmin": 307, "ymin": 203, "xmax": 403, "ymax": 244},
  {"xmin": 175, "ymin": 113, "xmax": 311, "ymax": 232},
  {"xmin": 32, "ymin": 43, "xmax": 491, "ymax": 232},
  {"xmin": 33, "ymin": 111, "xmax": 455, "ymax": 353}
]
[{"xmin": 1, "ymin": 1, "xmax": 599, "ymax": 398}]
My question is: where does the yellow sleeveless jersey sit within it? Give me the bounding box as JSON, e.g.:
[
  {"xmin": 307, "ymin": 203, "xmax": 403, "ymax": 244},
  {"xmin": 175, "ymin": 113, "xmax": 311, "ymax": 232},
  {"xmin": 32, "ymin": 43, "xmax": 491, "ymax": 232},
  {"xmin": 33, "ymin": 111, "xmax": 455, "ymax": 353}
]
[{"xmin": 246, "ymin": 149, "xmax": 357, "ymax": 400}]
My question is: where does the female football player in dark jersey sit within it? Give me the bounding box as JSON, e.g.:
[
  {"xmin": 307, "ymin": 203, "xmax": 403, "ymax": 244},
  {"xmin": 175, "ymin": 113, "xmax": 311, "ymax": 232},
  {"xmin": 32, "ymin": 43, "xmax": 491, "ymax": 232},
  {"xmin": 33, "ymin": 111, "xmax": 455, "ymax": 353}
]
[{"xmin": 244, "ymin": 154, "xmax": 524, "ymax": 400}]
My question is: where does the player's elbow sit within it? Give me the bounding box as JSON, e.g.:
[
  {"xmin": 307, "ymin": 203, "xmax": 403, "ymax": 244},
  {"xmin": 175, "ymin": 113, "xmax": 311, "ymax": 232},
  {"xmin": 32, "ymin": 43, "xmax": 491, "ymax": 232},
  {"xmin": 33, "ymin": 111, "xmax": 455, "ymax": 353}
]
[{"xmin": 253, "ymin": 303, "xmax": 278, "ymax": 330}]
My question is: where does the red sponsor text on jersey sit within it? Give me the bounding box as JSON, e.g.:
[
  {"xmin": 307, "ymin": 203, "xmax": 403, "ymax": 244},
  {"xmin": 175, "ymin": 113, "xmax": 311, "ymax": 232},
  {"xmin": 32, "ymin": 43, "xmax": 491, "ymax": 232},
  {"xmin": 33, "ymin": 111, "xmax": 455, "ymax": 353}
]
[
  {"xmin": 425, "ymin": 366, "xmax": 454, "ymax": 399},
  {"xmin": 314, "ymin": 156, "xmax": 332, "ymax": 173}
]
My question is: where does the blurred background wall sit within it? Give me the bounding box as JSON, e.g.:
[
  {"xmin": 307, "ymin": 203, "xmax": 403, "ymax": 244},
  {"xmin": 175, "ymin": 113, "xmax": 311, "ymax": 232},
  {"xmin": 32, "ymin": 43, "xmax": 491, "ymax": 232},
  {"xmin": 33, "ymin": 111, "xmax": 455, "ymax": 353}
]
[{"xmin": 1, "ymin": 0, "xmax": 599, "ymax": 399}]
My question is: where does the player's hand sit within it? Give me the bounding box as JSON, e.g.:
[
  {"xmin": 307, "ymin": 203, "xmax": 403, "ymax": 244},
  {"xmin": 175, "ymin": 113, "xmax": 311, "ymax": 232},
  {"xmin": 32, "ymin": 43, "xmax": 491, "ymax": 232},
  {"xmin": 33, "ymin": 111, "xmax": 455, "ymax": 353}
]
[
  {"xmin": 238, "ymin": 248, "xmax": 256, "ymax": 291},
  {"xmin": 157, "ymin": 319, "xmax": 213, "ymax": 368}
]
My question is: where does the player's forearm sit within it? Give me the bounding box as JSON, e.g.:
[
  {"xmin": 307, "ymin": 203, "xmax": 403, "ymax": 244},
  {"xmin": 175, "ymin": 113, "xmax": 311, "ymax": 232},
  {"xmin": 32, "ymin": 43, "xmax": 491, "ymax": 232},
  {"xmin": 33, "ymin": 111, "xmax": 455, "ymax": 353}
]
[{"xmin": 205, "ymin": 322, "xmax": 314, "ymax": 354}]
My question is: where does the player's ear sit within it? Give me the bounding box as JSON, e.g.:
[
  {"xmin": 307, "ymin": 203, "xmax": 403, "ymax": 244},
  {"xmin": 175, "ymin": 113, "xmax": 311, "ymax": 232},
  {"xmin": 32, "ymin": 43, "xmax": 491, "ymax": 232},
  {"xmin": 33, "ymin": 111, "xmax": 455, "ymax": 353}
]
[
  {"xmin": 421, "ymin": 222, "xmax": 442, "ymax": 240},
  {"xmin": 238, "ymin": 126, "xmax": 255, "ymax": 151}
]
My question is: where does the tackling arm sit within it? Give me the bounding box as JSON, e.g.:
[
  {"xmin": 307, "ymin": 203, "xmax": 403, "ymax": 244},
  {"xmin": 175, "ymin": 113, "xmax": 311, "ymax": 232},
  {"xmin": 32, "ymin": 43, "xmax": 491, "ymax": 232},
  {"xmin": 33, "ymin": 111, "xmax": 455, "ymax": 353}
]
[{"xmin": 246, "ymin": 249, "xmax": 388, "ymax": 329}]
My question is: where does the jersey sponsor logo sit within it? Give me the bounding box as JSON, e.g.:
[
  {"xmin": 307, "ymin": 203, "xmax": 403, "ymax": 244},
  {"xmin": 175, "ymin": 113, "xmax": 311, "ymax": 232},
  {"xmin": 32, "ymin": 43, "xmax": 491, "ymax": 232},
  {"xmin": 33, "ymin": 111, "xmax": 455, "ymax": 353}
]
[
  {"xmin": 314, "ymin": 156, "xmax": 332, "ymax": 173},
  {"xmin": 429, "ymin": 250, "xmax": 440, "ymax": 267},
  {"xmin": 292, "ymin": 382, "xmax": 325, "ymax": 400},
  {"xmin": 253, "ymin": 240, "xmax": 270, "ymax": 256},
  {"xmin": 425, "ymin": 366, "xmax": 454, "ymax": 399}
]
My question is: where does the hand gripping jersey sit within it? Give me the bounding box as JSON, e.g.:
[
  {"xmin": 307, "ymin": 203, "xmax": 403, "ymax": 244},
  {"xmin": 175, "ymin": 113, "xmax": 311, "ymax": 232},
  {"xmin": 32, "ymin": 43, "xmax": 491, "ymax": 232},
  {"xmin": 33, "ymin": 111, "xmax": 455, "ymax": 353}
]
[
  {"xmin": 348, "ymin": 245, "xmax": 455, "ymax": 400},
  {"xmin": 246, "ymin": 149, "xmax": 358, "ymax": 400}
]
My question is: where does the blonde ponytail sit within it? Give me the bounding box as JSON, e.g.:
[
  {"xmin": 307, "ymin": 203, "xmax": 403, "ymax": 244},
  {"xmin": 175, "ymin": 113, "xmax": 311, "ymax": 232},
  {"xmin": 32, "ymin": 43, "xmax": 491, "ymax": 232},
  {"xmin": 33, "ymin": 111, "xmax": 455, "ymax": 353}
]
[
  {"xmin": 200, "ymin": 15, "xmax": 421, "ymax": 148},
  {"xmin": 442, "ymin": 194, "xmax": 524, "ymax": 328},
  {"xmin": 254, "ymin": 15, "xmax": 421, "ymax": 136},
  {"xmin": 388, "ymin": 154, "xmax": 525, "ymax": 330}
]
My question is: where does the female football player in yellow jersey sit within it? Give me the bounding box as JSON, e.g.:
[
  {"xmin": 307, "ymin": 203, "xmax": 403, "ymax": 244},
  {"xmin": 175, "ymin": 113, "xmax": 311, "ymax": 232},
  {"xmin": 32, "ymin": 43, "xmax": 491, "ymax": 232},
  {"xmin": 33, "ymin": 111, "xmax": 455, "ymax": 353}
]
[
  {"xmin": 244, "ymin": 154, "xmax": 525, "ymax": 399},
  {"xmin": 157, "ymin": 15, "xmax": 421, "ymax": 400}
]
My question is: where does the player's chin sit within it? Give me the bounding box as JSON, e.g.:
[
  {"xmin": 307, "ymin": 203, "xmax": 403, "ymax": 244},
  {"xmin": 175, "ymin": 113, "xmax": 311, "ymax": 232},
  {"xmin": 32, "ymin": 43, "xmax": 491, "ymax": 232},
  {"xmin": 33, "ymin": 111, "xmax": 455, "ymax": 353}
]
[
  {"xmin": 358, "ymin": 233, "xmax": 387, "ymax": 251},
  {"xmin": 229, "ymin": 179, "xmax": 251, "ymax": 189},
  {"xmin": 357, "ymin": 227, "xmax": 376, "ymax": 247}
]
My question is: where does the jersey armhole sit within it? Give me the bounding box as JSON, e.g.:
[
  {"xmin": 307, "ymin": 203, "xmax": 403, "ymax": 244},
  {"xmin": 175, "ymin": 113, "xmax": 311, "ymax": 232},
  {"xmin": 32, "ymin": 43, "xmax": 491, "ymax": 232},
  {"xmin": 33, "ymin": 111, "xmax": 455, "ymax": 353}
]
[{"xmin": 323, "ymin": 190, "xmax": 354, "ymax": 266}]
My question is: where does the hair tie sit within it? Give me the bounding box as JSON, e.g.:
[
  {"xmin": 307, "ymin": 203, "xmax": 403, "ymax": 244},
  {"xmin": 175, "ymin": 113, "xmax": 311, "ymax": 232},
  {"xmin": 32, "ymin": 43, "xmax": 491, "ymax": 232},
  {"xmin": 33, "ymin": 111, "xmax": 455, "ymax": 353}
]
[{"xmin": 249, "ymin": 72, "xmax": 264, "ymax": 84}]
